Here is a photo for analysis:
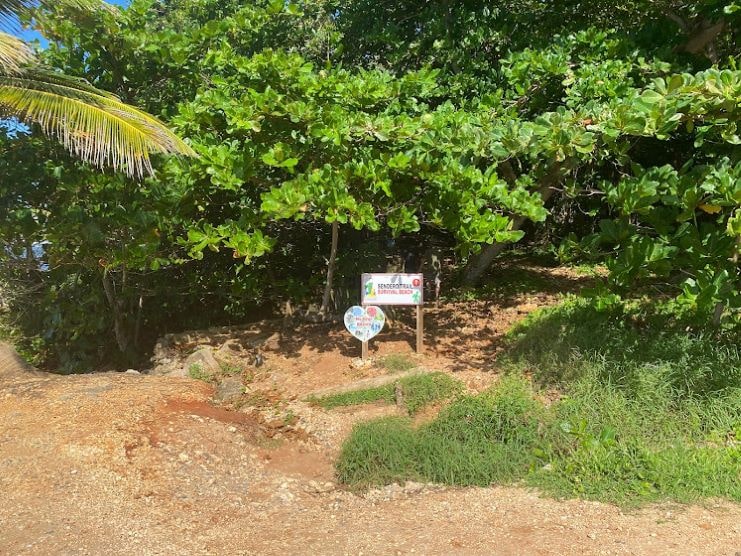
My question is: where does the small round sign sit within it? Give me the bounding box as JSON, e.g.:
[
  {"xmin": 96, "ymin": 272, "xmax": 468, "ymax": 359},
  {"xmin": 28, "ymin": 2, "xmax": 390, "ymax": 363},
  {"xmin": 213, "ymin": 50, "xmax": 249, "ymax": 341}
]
[{"xmin": 344, "ymin": 306, "xmax": 386, "ymax": 342}]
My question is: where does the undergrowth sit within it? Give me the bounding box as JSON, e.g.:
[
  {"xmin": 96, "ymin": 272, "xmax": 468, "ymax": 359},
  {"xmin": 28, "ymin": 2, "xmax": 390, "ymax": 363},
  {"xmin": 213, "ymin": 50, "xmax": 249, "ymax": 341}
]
[
  {"xmin": 309, "ymin": 372, "xmax": 462, "ymax": 415},
  {"xmin": 377, "ymin": 353, "xmax": 417, "ymax": 373},
  {"xmin": 188, "ymin": 363, "xmax": 210, "ymax": 381},
  {"xmin": 337, "ymin": 297, "xmax": 741, "ymax": 505}
]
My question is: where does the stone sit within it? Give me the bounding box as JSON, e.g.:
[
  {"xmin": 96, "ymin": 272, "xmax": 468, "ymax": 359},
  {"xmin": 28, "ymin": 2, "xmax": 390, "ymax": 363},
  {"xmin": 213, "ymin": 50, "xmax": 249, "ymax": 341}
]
[
  {"xmin": 214, "ymin": 376, "xmax": 244, "ymax": 403},
  {"xmin": 263, "ymin": 332, "xmax": 281, "ymax": 351},
  {"xmin": 124, "ymin": 369, "xmax": 140, "ymax": 375},
  {"xmin": 184, "ymin": 347, "xmax": 220, "ymax": 378},
  {"xmin": 217, "ymin": 339, "xmax": 243, "ymax": 357},
  {"xmin": 350, "ymin": 357, "xmax": 373, "ymax": 370}
]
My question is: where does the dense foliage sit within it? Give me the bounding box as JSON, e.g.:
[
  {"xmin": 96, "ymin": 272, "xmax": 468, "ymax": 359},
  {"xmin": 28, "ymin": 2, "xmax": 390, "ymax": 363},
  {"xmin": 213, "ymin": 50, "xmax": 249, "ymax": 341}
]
[{"xmin": 1, "ymin": 0, "xmax": 739, "ymax": 370}]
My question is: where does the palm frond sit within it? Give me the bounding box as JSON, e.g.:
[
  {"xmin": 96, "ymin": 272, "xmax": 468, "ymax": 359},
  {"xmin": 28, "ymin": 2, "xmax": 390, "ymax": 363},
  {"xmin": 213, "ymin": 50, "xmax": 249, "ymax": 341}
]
[
  {"xmin": 0, "ymin": 1, "xmax": 27, "ymax": 20},
  {"xmin": 0, "ymin": 68, "xmax": 195, "ymax": 177},
  {"xmin": 0, "ymin": 0, "xmax": 115, "ymax": 28},
  {"xmin": 0, "ymin": 0, "xmax": 110, "ymax": 16},
  {"xmin": 0, "ymin": 31, "xmax": 32, "ymax": 73}
]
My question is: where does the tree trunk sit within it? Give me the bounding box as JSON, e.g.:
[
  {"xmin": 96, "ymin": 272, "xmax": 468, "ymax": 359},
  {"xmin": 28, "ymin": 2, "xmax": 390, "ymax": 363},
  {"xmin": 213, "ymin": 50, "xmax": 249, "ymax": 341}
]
[
  {"xmin": 462, "ymin": 164, "xmax": 565, "ymax": 286},
  {"xmin": 320, "ymin": 220, "xmax": 339, "ymax": 316},
  {"xmin": 462, "ymin": 213, "xmax": 534, "ymax": 287},
  {"xmin": 102, "ymin": 268, "xmax": 130, "ymax": 356},
  {"xmin": 133, "ymin": 293, "xmax": 144, "ymax": 349},
  {"xmin": 682, "ymin": 20, "xmax": 725, "ymax": 61}
]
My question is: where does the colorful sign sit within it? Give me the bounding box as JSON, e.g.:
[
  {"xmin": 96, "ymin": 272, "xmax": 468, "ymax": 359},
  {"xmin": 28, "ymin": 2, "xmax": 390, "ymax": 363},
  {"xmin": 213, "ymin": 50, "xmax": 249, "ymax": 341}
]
[
  {"xmin": 344, "ymin": 305, "xmax": 386, "ymax": 342},
  {"xmin": 361, "ymin": 273, "xmax": 423, "ymax": 306}
]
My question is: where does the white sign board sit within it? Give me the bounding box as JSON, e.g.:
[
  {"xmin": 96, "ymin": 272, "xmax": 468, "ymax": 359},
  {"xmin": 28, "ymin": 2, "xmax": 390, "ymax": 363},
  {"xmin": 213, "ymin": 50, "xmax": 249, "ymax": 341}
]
[
  {"xmin": 344, "ymin": 306, "xmax": 386, "ymax": 342},
  {"xmin": 361, "ymin": 273, "xmax": 423, "ymax": 306}
]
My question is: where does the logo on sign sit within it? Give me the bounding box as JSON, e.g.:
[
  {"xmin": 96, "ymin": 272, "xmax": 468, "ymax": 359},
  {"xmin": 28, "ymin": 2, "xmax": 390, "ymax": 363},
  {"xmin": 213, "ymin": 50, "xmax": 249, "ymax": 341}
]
[{"xmin": 344, "ymin": 306, "xmax": 386, "ymax": 342}]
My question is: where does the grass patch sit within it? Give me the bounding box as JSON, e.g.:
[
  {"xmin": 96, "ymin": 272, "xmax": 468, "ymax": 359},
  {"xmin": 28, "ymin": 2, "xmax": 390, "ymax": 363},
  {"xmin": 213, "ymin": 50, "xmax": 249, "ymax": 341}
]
[
  {"xmin": 337, "ymin": 298, "xmax": 741, "ymax": 505},
  {"xmin": 188, "ymin": 363, "xmax": 210, "ymax": 381},
  {"xmin": 337, "ymin": 377, "xmax": 545, "ymax": 488},
  {"xmin": 377, "ymin": 353, "xmax": 416, "ymax": 373},
  {"xmin": 310, "ymin": 372, "xmax": 462, "ymax": 415},
  {"xmin": 219, "ymin": 362, "xmax": 243, "ymax": 376}
]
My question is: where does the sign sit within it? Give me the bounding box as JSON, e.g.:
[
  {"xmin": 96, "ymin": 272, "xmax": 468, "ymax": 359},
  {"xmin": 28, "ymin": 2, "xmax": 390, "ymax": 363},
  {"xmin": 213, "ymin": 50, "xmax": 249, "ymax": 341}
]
[
  {"xmin": 361, "ymin": 273, "xmax": 423, "ymax": 306},
  {"xmin": 344, "ymin": 305, "xmax": 386, "ymax": 342}
]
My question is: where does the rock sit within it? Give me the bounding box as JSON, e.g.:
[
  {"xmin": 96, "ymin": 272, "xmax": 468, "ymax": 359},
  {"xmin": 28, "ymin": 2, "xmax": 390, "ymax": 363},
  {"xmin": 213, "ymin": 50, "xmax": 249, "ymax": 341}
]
[
  {"xmin": 184, "ymin": 347, "xmax": 220, "ymax": 378},
  {"xmin": 277, "ymin": 491, "xmax": 295, "ymax": 503},
  {"xmin": 402, "ymin": 481, "xmax": 426, "ymax": 494},
  {"xmin": 124, "ymin": 369, "xmax": 140, "ymax": 375},
  {"xmin": 263, "ymin": 332, "xmax": 281, "ymax": 351},
  {"xmin": 217, "ymin": 339, "xmax": 243, "ymax": 357},
  {"xmin": 350, "ymin": 357, "xmax": 373, "ymax": 370},
  {"xmin": 305, "ymin": 480, "xmax": 335, "ymax": 494},
  {"xmin": 214, "ymin": 376, "xmax": 244, "ymax": 403}
]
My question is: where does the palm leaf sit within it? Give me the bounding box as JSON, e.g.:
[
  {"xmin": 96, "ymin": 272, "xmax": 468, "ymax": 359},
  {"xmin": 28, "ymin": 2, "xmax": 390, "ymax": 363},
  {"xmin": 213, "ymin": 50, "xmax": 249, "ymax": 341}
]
[
  {"xmin": 0, "ymin": 31, "xmax": 32, "ymax": 73},
  {"xmin": 0, "ymin": 0, "xmax": 115, "ymax": 28},
  {"xmin": 0, "ymin": 0, "xmax": 193, "ymax": 176},
  {"xmin": 0, "ymin": 68, "xmax": 196, "ymax": 176},
  {"xmin": 0, "ymin": 0, "xmax": 109, "ymax": 16}
]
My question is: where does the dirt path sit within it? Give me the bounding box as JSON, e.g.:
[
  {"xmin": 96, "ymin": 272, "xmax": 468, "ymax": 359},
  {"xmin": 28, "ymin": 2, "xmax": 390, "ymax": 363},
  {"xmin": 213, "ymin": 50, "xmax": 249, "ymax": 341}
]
[
  {"xmin": 1, "ymin": 264, "xmax": 739, "ymax": 555},
  {"xmin": 1, "ymin": 364, "xmax": 740, "ymax": 555}
]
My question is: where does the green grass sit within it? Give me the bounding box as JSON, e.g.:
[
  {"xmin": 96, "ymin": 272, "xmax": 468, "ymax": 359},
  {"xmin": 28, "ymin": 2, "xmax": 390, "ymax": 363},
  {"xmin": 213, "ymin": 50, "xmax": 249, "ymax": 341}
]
[
  {"xmin": 336, "ymin": 298, "xmax": 741, "ymax": 505},
  {"xmin": 188, "ymin": 363, "xmax": 211, "ymax": 381},
  {"xmin": 219, "ymin": 362, "xmax": 243, "ymax": 376},
  {"xmin": 188, "ymin": 361, "xmax": 247, "ymax": 383},
  {"xmin": 309, "ymin": 372, "xmax": 463, "ymax": 415},
  {"xmin": 377, "ymin": 353, "xmax": 417, "ymax": 373}
]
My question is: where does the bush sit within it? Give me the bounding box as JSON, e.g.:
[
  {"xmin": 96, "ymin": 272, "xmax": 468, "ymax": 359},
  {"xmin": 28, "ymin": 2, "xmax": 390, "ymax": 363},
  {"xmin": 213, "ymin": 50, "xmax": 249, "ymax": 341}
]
[
  {"xmin": 338, "ymin": 376, "xmax": 544, "ymax": 487},
  {"xmin": 336, "ymin": 300, "xmax": 741, "ymax": 505}
]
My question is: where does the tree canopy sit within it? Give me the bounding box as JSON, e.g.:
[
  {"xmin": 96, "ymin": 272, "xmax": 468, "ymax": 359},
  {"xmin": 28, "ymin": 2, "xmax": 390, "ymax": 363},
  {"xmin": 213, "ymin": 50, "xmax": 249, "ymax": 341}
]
[{"xmin": 1, "ymin": 0, "xmax": 739, "ymax": 371}]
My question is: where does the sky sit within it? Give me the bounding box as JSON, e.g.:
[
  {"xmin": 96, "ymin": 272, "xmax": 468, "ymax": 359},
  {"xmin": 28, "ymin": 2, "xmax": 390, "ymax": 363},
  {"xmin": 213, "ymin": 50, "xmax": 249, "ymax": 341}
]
[{"xmin": 16, "ymin": 0, "xmax": 130, "ymax": 45}]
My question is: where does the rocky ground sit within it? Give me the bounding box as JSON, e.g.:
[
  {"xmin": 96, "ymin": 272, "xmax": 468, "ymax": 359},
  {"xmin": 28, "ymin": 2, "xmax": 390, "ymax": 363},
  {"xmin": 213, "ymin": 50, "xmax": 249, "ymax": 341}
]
[{"xmin": 1, "ymin": 264, "xmax": 739, "ymax": 555}]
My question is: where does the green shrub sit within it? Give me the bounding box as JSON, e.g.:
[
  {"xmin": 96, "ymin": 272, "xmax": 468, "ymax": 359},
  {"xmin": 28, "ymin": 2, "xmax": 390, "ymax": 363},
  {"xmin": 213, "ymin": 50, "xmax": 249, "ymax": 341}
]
[
  {"xmin": 336, "ymin": 300, "xmax": 741, "ymax": 505},
  {"xmin": 338, "ymin": 376, "xmax": 545, "ymax": 487},
  {"xmin": 336, "ymin": 417, "xmax": 420, "ymax": 487},
  {"xmin": 505, "ymin": 296, "xmax": 741, "ymax": 396}
]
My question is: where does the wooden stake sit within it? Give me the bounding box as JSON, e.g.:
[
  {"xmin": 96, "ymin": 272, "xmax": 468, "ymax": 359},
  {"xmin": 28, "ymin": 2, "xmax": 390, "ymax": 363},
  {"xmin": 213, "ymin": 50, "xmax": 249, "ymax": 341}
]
[
  {"xmin": 362, "ymin": 340, "xmax": 368, "ymax": 360},
  {"xmin": 416, "ymin": 304, "xmax": 424, "ymax": 354}
]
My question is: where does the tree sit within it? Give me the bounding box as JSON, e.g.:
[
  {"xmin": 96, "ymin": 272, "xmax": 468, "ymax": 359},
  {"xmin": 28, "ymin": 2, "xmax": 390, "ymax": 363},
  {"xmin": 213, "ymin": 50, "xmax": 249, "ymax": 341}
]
[
  {"xmin": 2, "ymin": 0, "xmax": 739, "ymax": 372},
  {"xmin": 0, "ymin": 0, "xmax": 193, "ymax": 176}
]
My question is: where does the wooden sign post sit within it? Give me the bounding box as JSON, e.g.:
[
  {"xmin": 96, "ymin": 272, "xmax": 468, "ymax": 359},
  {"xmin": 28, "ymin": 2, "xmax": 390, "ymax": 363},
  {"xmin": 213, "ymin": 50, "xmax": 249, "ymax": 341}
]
[{"xmin": 360, "ymin": 273, "xmax": 424, "ymax": 359}]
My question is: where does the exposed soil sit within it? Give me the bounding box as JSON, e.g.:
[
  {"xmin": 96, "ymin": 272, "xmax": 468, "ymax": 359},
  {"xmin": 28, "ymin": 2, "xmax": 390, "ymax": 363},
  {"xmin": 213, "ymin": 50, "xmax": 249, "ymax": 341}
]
[{"xmin": 1, "ymin": 263, "xmax": 739, "ymax": 555}]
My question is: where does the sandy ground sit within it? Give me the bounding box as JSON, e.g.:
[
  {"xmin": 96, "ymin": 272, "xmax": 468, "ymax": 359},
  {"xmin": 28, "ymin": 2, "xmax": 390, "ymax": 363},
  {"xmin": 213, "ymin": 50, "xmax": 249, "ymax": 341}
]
[
  {"xmin": 2, "ymin": 370, "xmax": 740, "ymax": 555},
  {"xmin": 1, "ymin": 264, "xmax": 740, "ymax": 555}
]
